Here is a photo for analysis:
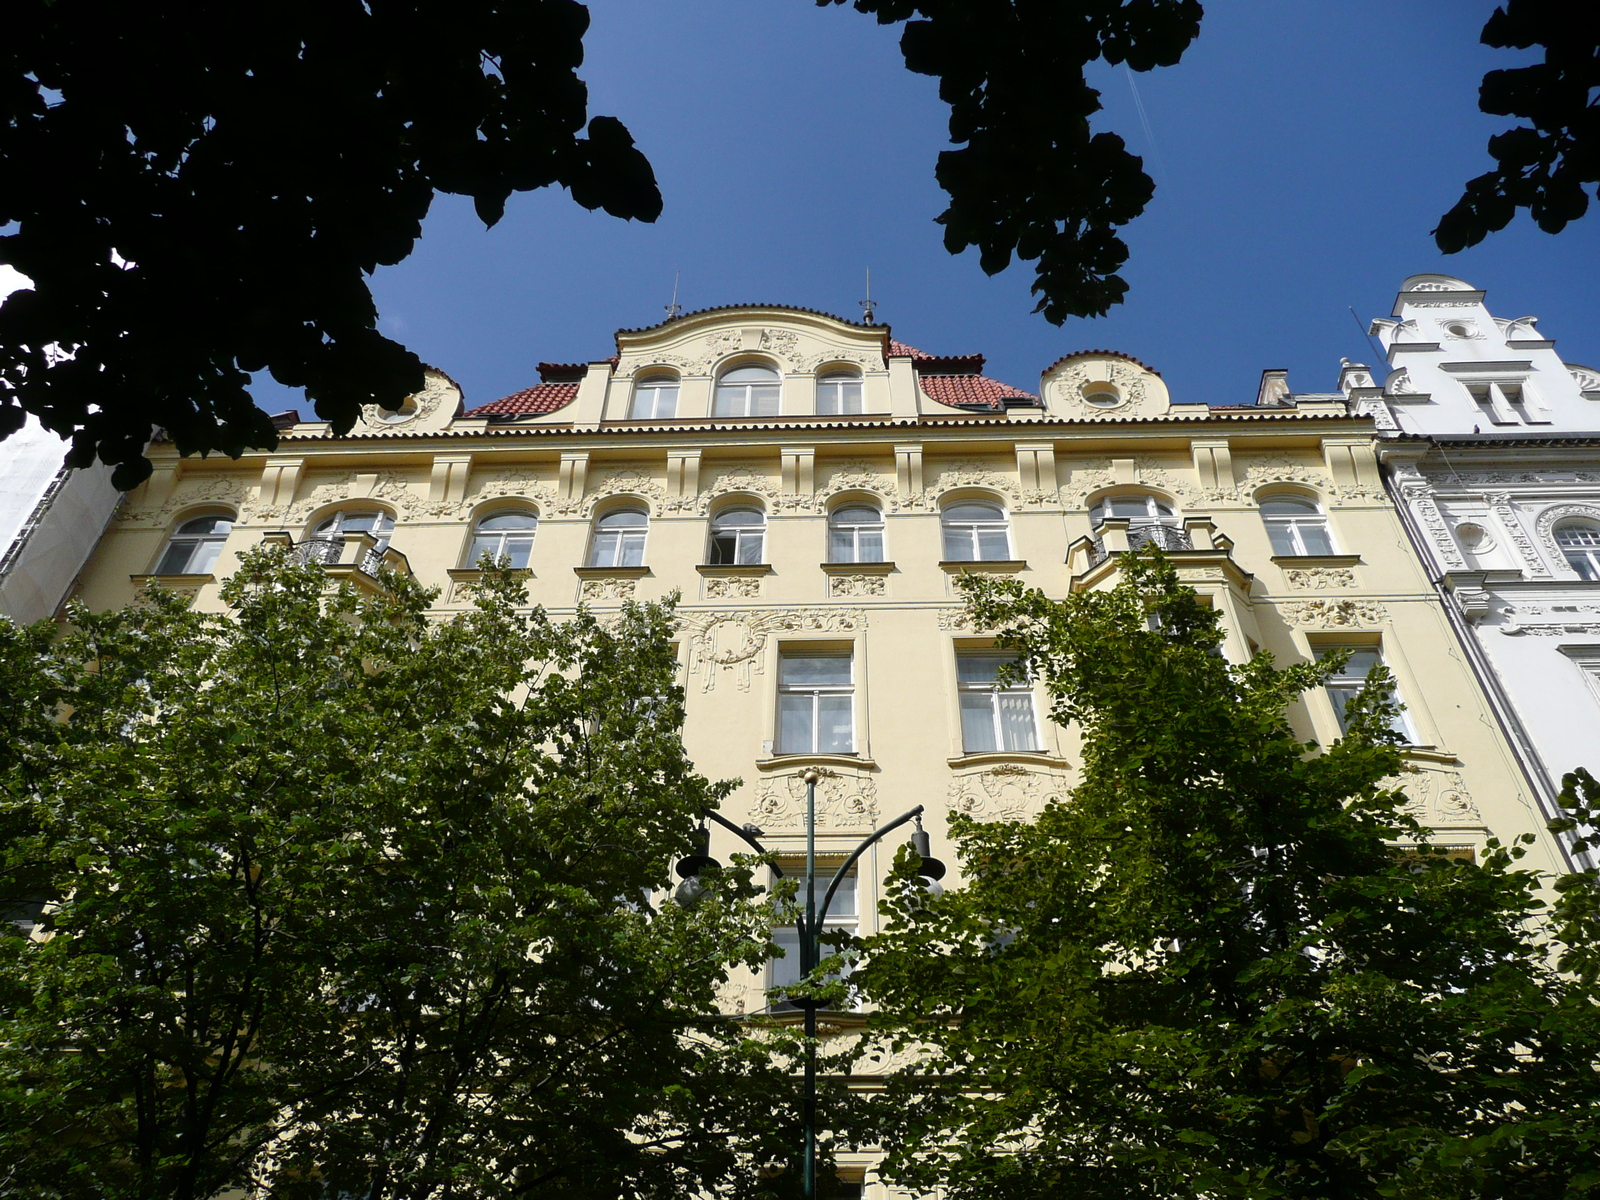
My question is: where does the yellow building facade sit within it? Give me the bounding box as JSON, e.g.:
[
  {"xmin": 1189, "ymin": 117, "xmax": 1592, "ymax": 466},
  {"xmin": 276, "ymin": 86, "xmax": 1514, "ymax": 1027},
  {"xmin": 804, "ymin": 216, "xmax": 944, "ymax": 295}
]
[{"xmin": 76, "ymin": 305, "xmax": 1570, "ymax": 1026}]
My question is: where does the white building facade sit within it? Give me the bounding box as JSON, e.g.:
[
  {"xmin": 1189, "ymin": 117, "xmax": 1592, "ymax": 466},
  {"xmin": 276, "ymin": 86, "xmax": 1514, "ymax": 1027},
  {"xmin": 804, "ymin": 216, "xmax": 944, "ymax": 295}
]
[
  {"xmin": 0, "ymin": 417, "xmax": 121, "ymax": 624},
  {"xmin": 1347, "ymin": 274, "xmax": 1600, "ymax": 845}
]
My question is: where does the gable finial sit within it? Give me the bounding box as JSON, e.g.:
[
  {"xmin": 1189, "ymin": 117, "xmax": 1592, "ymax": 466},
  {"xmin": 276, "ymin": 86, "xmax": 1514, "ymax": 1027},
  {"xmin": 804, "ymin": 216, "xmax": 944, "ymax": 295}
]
[
  {"xmin": 664, "ymin": 271, "xmax": 682, "ymax": 321},
  {"xmin": 860, "ymin": 267, "xmax": 876, "ymax": 325}
]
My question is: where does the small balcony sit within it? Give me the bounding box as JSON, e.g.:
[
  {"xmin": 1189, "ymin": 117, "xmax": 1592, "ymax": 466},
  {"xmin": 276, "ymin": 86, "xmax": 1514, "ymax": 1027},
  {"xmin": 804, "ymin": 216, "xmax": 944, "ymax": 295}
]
[
  {"xmin": 1086, "ymin": 522, "xmax": 1194, "ymax": 568},
  {"xmin": 261, "ymin": 530, "xmax": 411, "ymax": 587},
  {"xmin": 1070, "ymin": 515, "xmax": 1252, "ymax": 595}
]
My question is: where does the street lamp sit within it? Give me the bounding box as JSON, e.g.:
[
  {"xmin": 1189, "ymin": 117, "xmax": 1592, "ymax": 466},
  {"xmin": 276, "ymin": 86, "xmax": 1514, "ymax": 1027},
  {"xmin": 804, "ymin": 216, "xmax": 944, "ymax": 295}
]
[{"xmin": 674, "ymin": 768, "xmax": 945, "ymax": 1200}]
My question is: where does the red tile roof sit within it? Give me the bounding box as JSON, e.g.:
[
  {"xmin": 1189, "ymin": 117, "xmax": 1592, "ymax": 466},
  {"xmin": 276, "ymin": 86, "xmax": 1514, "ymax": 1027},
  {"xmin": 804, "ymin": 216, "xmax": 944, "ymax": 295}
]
[
  {"xmin": 888, "ymin": 340, "xmax": 930, "ymax": 359},
  {"xmin": 466, "ymin": 381, "xmax": 580, "ymax": 419},
  {"xmin": 920, "ymin": 374, "xmax": 1037, "ymax": 410}
]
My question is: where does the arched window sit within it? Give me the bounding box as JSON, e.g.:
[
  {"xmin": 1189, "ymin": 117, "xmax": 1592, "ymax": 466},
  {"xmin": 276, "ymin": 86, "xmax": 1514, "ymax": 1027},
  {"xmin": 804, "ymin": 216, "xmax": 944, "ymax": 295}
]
[
  {"xmin": 307, "ymin": 510, "xmax": 395, "ymax": 568},
  {"xmin": 1260, "ymin": 495, "xmax": 1335, "ymax": 556},
  {"xmin": 1090, "ymin": 493, "xmax": 1187, "ymax": 551},
  {"xmin": 942, "ymin": 501, "xmax": 1010, "ymax": 562},
  {"xmin": 1091, "ymin": 494, "xmax": 1177, "ymax": 527},
  {"xmin": 630, "ymin": 374, "xmax": 679, "ymax": 420},
  {"xmin": 1556, "ymin": 520, "xmax": 1600, "ymax": 580},
  {"xmin": 154, "ymin": 514, "xmax": 233, "ymax": 575},
  {"xmin": 829, "ymin": 504, "xmax": 884, "ymax": 563},
  {"xmin": 714, "ymin": 365, "xmax": 780, "ymax": 417},
  {"xmin": 466, "ymin": 510, "xmax": 538, "ymax": 569},
  {"xmin": 589, "ymin": 507, "xmax": 647, "ymax": 568},
  {"xmin": 816, "ymin": 370, "xmax": 863, "ymax": 416},
  {"xmin": 708, "ymin": 507, "xmax": 766, "ymax": 565}
]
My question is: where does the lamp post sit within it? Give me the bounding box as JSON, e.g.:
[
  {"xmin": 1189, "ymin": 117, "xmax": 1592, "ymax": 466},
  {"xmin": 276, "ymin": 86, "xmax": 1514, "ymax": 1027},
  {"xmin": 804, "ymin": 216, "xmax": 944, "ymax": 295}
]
[{"xmin": 676, "ymin": 768, "xmax": 945, "ymax": 1200}]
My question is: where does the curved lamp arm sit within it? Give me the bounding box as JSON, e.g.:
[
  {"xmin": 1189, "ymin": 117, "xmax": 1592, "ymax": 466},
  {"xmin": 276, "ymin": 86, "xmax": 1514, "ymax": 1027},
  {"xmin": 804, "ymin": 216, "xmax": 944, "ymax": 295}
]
[
  {"xmin": 705, "ymin": 809, "xmax": 785, "ymax": 877},
  {"xmin": 811, "ymin": 804, "xmax": 925, "ymax": 937}
]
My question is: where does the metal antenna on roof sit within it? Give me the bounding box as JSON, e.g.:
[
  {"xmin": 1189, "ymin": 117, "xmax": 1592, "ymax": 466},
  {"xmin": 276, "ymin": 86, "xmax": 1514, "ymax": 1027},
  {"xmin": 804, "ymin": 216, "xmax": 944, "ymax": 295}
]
[
  {"xmin": 860, "ymin": 268, "xmax": 876, "ymax": 325},
  {"xmin": 664, "ymin": 272, "xmax": 682, "ymax": 321}
]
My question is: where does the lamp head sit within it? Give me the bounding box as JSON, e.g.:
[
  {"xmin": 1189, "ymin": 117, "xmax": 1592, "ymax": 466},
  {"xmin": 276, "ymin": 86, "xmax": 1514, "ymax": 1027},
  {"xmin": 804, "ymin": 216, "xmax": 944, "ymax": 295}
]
[
  {"xmin": 674, "ymin": 822, "xmax": 720, "ymax": 883},
  {"xmin": 910, "ymin": 817, "xmax": 947, "ymax": 882}
]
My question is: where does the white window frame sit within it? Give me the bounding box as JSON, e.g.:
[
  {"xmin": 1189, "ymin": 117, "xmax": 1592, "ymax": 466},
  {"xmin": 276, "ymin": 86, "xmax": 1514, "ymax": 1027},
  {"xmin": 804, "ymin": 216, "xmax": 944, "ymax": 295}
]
[
  {"xmin": 1314, "ymin": 645, "xmax": 1412, "ymax": 742},
  {"xmin": 713, "ymin": 364, "xmax": 781, "ymax": 417},
  {"xmin": 630, "ymin": 374, "xmax": 679, "ymax": 420},
  {"xmin": 828, "ymin": 505, "xmax": 885, "ymax": 563},
  {"xmin": 770, "ymin": 863, "xmax": 857, "ymax": 1011},
  {"xmin": 816, "ymin": 370, "xmax": 863, "ymax": 416},
  {"xmin": 1260, "ymin": 495, "xmax": 1336, "ymax": 557},
  {"xmin": 465, "ymin": 510, "xmax": 538, "ymax": 569},
  {"xmin": 941, "ymin": 501, "xmax": 1011, "ymax": 562},
  {"xmin": 776, "ymin": 652, "xmax": 855, "ymax": 755},
  {"xmin": 956, "ymin": 651, "xmax": 1041, "ymax": 754},
  {"xmin": 154, "ymin": 514, "xmax": 234, "ymax": 575},
  {"xmin": 1555, "ymin": 521, "xmax": 1600, "ymax": 581},
  {"xmin": 588, "ymin": 508, "xmax": 648, "ymax": 568},
  {"xmin": 707, "ymin": 507, "xmax": 767, "ymax": 565}
]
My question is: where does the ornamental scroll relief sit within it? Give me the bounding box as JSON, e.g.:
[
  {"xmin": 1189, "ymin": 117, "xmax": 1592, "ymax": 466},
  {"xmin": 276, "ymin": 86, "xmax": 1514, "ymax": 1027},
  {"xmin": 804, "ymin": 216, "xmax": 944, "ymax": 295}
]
[
  {"xmin": 1281, "ymin": 599, "xmax": 1389, "ymax": 627},
  {"xmin": 749, "ymin": 770, "xmax": 879, "ymax": 831},
  {"xmin": 678, "ymin": 608, "xmax": 865, "ymax": 693},
  {"xmin": 1283, "ymin": 567, "xmax": 1357, "ymax": 591},
  {"xmin": 948, "ymin": 764, "xmax": 1068, "ymax": 822},
  {"xmin": 1385, "ymin": 765, "xmax": 1484, "ymax": 828}
]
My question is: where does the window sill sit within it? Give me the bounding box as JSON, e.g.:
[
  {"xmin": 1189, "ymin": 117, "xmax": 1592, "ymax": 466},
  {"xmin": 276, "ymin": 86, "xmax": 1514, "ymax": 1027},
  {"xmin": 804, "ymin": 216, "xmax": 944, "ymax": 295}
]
[
  {"xmin": 947, "ymin": 751, "xmax": 1066, "ymax": 770},
  {"xmin": 573, "ymin": 565, "xmax": 652, "ymax": 578},
  {"xmin": 756, "ymin": 753, "xmax": 878, "ymax": 772},
  {"xmin": 820, "ymin": 561, "xmax": 894, "ymax": 575},
  {"xmin": 939, "ymin": 560, "xmax": 1028, "ymax": 573},
  {"xmin": 131, "ymin": 572, "xmax": 216, "ymax": 587},
  {"xmin": 1271, "ymin": 554, "xmax": 1362, "ymax": 568},
  {"xmin": 448, "ymin": 567, "xmax": 533, "ymax": 582},
  {"xmin": 696, "ymin": 563, "xmax": 774, "ymax": 576}
]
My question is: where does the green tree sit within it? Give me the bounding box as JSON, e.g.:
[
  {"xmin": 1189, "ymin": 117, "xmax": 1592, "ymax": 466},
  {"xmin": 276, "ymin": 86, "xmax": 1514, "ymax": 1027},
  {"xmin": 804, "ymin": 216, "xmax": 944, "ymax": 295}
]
[
  {"xmin": 0, "ymin": 550, "xmax": 792, "ymax": 1200},
  {"xmin": 859, "ymin": 556, "xmax": 1600, "ymax": 1200},
  {"xmin": 1, "ymin": 0, "xmax": 661, "ymax": 487}
]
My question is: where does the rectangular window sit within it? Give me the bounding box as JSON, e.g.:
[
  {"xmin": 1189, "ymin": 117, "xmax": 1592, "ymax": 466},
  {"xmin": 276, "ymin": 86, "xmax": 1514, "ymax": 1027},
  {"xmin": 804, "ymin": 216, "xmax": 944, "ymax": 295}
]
[
  {"xmin": 957, "ymin": 652, "xmax": 1040, "ymax": 753},
  {"xmin": 1315, "ymin": 646, "xmax": 1409, "ymax": 740},
  {"xmin": 771, "ymin": 867, "xmax": 856, "ymax": 1010},
  {"xmin": 777, "ymin": 653, "xmax": 854, "ymax": 754}
]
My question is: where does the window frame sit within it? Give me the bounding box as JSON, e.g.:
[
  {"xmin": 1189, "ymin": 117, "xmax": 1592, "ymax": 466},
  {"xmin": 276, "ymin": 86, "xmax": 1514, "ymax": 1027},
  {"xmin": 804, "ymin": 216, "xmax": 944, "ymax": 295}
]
[
  {"xmin": 713, "ymin": 363, "xmax": 781, "ymax": 418},
  {"xmin": 775, "ymin": 651, "xmax": 855, "ymax": 756},
  {"xmin": 153, "ymin": 513, "xmax": 235, "ymax": 576},
  {"xmin": 955, "ymin": 650, "xmax": 1041, "ymax": 754},
  {"xmin": 815, "ymin": 369, "xmax": 864, "ymax": 416},
  {"xmin": 1260, "ymin": 494, "xmax": 1336, "ymax": 557},
  {"xmin": 1555, "ymin": 520, "xmax": 1600, "ymax": 581},
  {"xmin": 588, "ymin": 506, "xmax": 649, "ymax": 568},
  {"xmin": 630, "ymin": 373, "xmax": 680, "ymax": 420},
  {"xmin": 770, "ymin": 860, "xmax": 858, "ymax": 1012},
  {"xmin": 1091, "ymin": 493, "xmax": 1178, "ymax": 527},
  {"xmin": 464, "ymin": 508, "xmax": 539, "ymax": 569},
  {"xmin": 1314, "ymin": 644, "xmax": 1413, "ymax": 743},
  {"xmin": 828, "ymin": 504, "xmax": 886, "ymax": 564},
  {"xmin": 941, "ymin": 499, "xmax": 1011, "ymax": 563},
  {"xmin": 707, "ymin": 506, "xmax": 767, "ymax": 566}
]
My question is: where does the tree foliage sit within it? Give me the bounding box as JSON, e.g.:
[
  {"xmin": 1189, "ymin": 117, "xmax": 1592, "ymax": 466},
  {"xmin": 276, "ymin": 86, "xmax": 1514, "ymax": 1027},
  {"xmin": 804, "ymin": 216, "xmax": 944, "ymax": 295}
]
[
  {"xmin": 824, "ymin": 0, "xmax": 1202, "ymax": 323},
  {"xmin": 0, "ymin": 0, "xmax": 661, "ymax": 488},
  {"xmin": 859, "ymin": 557, "xmax": 1600, "ymax": 1200},
  {"xmin": 1436, "ymin": 2, "xmax": 1600, "ymax": 253},
  {"xmin": 0, "ymin": 552, "xmax": 791, "ymax": 1200}
]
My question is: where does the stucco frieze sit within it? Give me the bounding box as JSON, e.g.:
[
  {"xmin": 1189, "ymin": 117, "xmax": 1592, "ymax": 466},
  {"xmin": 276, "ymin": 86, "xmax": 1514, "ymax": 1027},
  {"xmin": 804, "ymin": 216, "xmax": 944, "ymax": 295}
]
[
  {"xmin": 828, "ymin": 574, "xmax": 887, "ymax": 598},
  {"xmin": 1386, "ymin": 764, "xmax": 1484, "ymax": 828},
  {"xmin": 947, "ymin": 763, "xmax": 1067, "ymax": 822},
  {"xmin": 1282, "ymin": 598, "xmax": 1389, "ymax": 627},
  {"xmin": 1058, "ymin": 457, "xmax": 1199, "ymax": 508},
  {"xmin": 677, "ymin": 607, "xmax": 866, "ymax": 693},
  {"xmin": 1283, "ymin": 567, "xmax": 1357, "ymax": 590},
  {"xmin": 117, "ymin": 474, "xmax": 251, "ymax": 527},
  {"xmin": 1484, "ymin": 491, "xmax": 1552, "ymax": 577},
  {"xmin": 748, "ymin": 769, "xmax": 879, "ymax": 831}
]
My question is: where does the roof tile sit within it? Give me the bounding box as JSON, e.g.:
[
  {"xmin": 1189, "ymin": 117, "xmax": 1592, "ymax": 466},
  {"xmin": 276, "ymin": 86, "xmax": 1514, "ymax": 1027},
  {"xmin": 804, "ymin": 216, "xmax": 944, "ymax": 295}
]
[
  {"xmin": 466, "ymin": 381, "xmax": 580, "ymax": 419},
  {"xmin": 920, "ymin": 374, "xmax": 1037, "ymax": 411}
]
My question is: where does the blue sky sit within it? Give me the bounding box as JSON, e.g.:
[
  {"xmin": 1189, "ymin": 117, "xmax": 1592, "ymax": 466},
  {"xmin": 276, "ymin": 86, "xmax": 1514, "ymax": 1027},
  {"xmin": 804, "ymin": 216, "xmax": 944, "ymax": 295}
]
[{"xmin": 266, "ymin": 0, "xmax": 1600, "ymax": 413}]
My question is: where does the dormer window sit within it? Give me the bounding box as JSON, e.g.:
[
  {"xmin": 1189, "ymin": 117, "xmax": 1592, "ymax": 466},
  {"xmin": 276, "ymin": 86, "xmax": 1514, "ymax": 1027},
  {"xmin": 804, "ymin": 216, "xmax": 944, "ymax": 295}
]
[
  {"xmin": 714, "ymin": 365, "xmax": 780, "ymax": 417},
  {"xmin": 816, "ymin": 370, "xmax": 863, "ymax": 416},
  {"xmin": 631, "ymin": 373, "xmax": 679, "ymax": 420}
]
